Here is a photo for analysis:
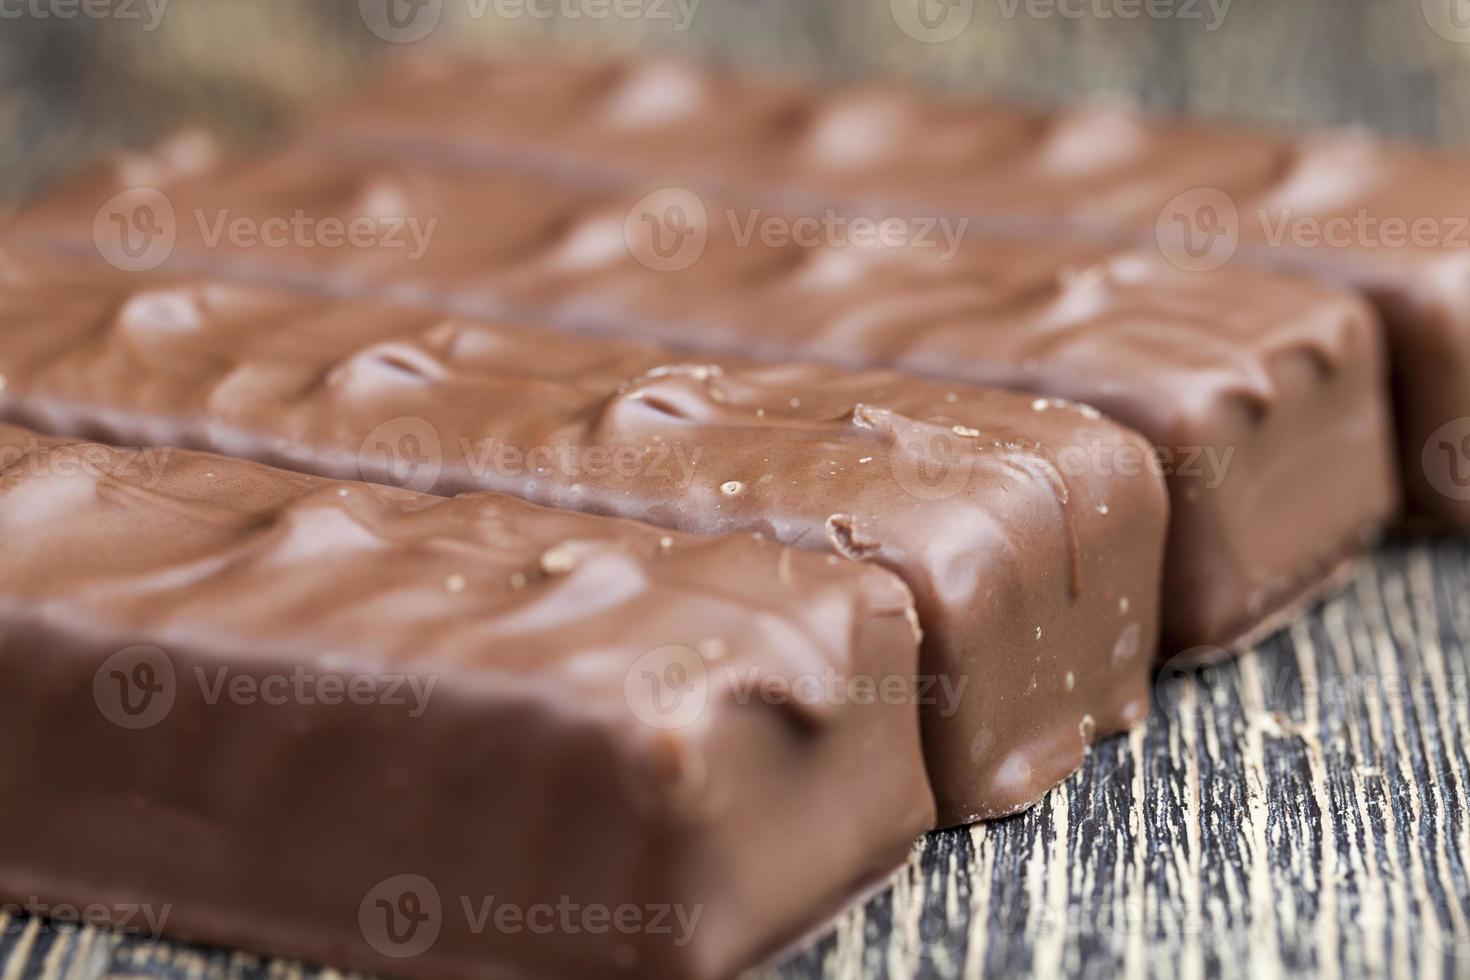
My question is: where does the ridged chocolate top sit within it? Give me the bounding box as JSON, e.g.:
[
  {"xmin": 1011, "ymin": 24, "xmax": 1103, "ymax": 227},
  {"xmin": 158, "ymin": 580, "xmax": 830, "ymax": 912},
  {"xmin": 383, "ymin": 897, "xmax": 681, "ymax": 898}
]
[
  {"xmin": 6, "ymin": 138, "xmax": 1376, "ymax": 442},
  {"xmin": 0, "ymin": 422, "xmax": 921, "ymax": 697},
  {"xmin": 0, "ymin": 249, "xmax": 1169, "ymax": 820},
  {"xmin": 315, "ymin": 55, "xmax": 1290, "ymax": 232},
  {"xmin": 0, "ymin": 248, "xmax": 1158, "ymax": 604}
]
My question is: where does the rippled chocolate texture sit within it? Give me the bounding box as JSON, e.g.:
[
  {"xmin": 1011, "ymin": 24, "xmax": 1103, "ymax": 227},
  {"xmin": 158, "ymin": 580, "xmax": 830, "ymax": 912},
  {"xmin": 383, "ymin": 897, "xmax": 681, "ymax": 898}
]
[
  {"xmin": 1228, "ymin": 134, "xmax": 1470, "ymax": 529},
  {"xmin": 4, "ymin": 135, "xmax": 1397, "ymax": 650},
  {"xmin": 305, "ymin": 55, "xmax": 1470, "ymax": 531},
  {"xmin": 0, "ymin": 423, "xmax": 932, "ymax": 980},
  {"xmin": 0, "ymin": 248, "xmax": 1168, "ymax": 824},
  {"xmin": 310, "ymin": 56, "xmax": 1289, "ymax": 233}
]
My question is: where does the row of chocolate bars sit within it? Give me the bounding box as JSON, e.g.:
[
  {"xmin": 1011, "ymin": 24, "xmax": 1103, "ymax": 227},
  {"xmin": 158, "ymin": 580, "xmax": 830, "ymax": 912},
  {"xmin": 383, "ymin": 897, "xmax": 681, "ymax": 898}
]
[{"xmin": 0, "ymin": 53, "xmax": 1461, "ymax": 980}]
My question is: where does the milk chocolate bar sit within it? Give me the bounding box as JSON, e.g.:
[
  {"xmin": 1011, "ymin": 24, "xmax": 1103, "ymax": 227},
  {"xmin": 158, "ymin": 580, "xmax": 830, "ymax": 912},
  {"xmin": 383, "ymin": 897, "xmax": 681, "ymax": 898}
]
[
  {"xmin": 313, "ymin": 57, "xmax": 1470, "ymax": 530},
  {"xmin": 1224, "ymin": 134, "xmax": 1470, "ymax": 529},
  {"xmin": 4, "ymin": 142, "xmax": 1396, "ymax": 650},
  {"xmin": 310, "ymin": 56, "xmax": 1287, "ymax": 234},
  {"xmin": 0, "ymin": 423, "xmax": 933, "ymax": 980},
  {"xmin": 0, "ymin": 247, "xmax": 1167, "ymax": 824}
]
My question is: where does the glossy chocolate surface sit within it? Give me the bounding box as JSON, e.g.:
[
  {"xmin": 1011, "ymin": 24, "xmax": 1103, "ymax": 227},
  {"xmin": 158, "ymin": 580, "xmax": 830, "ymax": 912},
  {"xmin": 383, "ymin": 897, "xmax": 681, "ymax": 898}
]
[
  {"xmin": 0, "ymin": 423, "xmax": 933, "ymax": 980},
  {"xmin": 0, "ymin": 248, "xmax": 1168, "ymax": 824},
  {"xmin": 312, "ymin": 56, "xmax": 1288, "ymax": 233},
  {"xmin": 1230, "ymin": 133, "xmax": 1470, "ymax": 527},
  {"xmin": 4, "ymin": 136, "xmax": 1398, "ymax": 649},
  {"xmin": 312, "ymin": 55, "xmax": 1470, "ymax": 530}
]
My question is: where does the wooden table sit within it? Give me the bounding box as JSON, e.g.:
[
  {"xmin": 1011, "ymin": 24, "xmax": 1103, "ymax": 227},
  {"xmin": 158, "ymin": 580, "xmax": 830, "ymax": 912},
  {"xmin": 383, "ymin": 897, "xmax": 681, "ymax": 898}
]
[{"xmin": 2, "ymin": 3, "xmax": 1469, "ymax": 977}]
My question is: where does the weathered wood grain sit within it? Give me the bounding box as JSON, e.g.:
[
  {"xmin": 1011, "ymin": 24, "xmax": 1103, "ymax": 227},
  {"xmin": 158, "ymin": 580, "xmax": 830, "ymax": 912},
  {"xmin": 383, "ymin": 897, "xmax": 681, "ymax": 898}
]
[{"xmin": 3, "ymin": 4, "xmax": 1470, "ymax": 978}]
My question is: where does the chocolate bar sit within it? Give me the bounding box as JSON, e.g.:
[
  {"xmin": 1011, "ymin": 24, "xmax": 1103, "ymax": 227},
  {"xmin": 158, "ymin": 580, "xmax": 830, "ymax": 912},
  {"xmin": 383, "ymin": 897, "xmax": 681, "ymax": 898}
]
[
  {"xmin": 0, "ymin": 247, "xmax": 1167, "ymax": 825},
  {"xmin": 1223, "ymin": 133, "xmax": 1470, "ymax": 529},
  {"xmin": 311, "ymin": 56, "xmax": 1470, "ymax": 530},
  {"xmin": 310, "ymin": 56, "xmax": 1288, "ymax": 234},
  {"xmin": 3, "ymin": 143, "xmax": 1397, "ymax": 651},
  {"xmin": 0, "ymin": 423, "xmax": 933, "ymax": 980}
]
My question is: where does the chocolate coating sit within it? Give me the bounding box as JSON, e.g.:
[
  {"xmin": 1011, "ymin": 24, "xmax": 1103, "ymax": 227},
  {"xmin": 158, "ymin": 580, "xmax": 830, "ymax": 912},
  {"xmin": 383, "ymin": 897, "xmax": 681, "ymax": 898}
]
[
  {"xmin": 310, "ymin": 56, "xmax": 1287, "ymax": 234},
  {"xmin": 1230, "ymin": 133, "xmax": 1470, "ymax": 529},
  {"xmin": 4, "ymin": 135, "xmax": 1396, "ymax": 650},
  {"xmin": 0, "ymin": 248, "xmax": 1167, "ymax": 824},
  {"xmin": 311, "ymin": 55, "xmax": 1470, "ymax": 530},
  {"xmin": 0, "ymin": 423, "xmax": 932, "ymax": 980}
]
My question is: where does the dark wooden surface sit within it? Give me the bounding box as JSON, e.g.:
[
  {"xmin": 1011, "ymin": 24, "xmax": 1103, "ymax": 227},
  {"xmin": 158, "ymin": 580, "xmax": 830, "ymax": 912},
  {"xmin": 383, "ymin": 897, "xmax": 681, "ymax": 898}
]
[{"xmin": 3, "ymin": 3, "xmax": 1470, "ymax": 978}]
